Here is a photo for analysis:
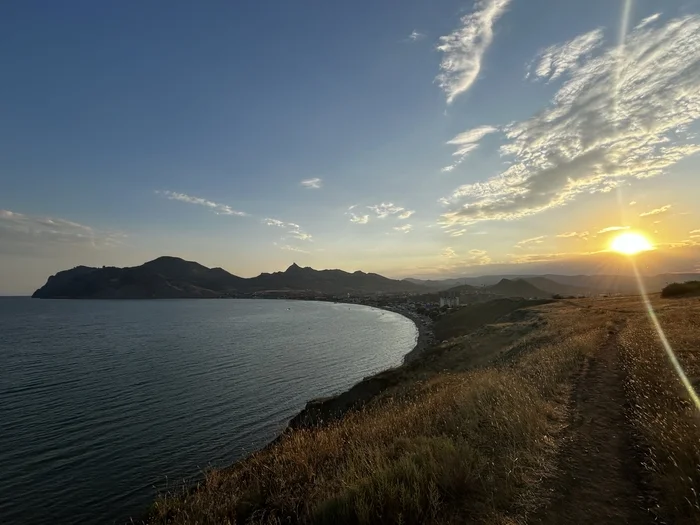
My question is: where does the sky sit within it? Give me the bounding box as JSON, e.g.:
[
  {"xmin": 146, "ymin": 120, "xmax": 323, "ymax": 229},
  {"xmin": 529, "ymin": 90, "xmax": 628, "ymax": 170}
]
[{"xmin": 2, "ymin": 0, "xmax": 700, "ymax": 294}]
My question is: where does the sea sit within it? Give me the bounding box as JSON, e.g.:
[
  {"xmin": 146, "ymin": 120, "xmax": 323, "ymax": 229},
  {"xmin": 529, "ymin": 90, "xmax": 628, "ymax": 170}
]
[{"xmin": 0, "ymin": 298, "xmax": 417, "ymax": 524}]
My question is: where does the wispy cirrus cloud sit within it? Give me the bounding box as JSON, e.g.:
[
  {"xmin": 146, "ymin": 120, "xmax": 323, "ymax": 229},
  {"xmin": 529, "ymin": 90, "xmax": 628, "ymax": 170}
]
[
  {"xmin": 527, "ymin": 28, "xmax": 604, "ymax": 81},
  {"xmin": 300, "ymin": 178, "xmax": 322, "ymax": 189},
  {"xmin": 279, "ymin": 244, "xmax": 310, "ymax": 254},
  {"xmin": 263, "ymin": 218, "xmax": 313, "ymax": 242},
  {"xmin": 440, "ymin": 15, "xmax": 700, "ymax": 227},
  {"xmin": 442, "ymin": 125, "xmax": 499, "ymax": 172},
  {"xmin": 640, "ymin": 204, "xmax": 672, "ymax": 217},
  {"xmin": 436, "ymin": 0, "xmax": 512, "ymax": 103},
  {"xmin": 598, "ymin": 226, "xmax": 629, "ymax": 234},
  {"xmin": 0, "ymin": 209, "xmax": 125, "ymax": 250},
  {"xmin": 408, "ymin": 30, "xmax": 425, "ymax": 42},
  {"xmin": 393, "ymin": 224, "xmax": 413, "ymax": 233},
  {"xmin": 349, "ymin": 213, "xmax": 369, "ymax": 224},
  {"xmin": 157, "ymin": 190, "xmax": 247, "ymax": 216},
  {"xmin": 557, "ymin": 231, "xmax": 589, "ymax": 239},
  {"xmin": 367, "ymin": 202, "xmax": 412, "ymax": 219},
  {"xmin": 515, "ymin": 235, "xmax": 546, "ymax": 248}
]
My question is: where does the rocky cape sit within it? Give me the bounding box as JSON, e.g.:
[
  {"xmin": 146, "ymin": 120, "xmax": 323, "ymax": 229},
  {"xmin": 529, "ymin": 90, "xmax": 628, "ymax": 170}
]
[{"xmin": 31, "ymin": 256, "xmax": 427, "ymax": 299}]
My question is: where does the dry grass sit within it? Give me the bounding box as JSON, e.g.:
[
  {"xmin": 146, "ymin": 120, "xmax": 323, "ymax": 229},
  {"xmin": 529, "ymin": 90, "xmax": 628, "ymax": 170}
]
[
  {"xmin": 145, "ymin": 304, "xmax": 605, "ymax": 525},
  {"xmin": 617, "ymin": 297, "xmax": 700, "ymax": 523}
]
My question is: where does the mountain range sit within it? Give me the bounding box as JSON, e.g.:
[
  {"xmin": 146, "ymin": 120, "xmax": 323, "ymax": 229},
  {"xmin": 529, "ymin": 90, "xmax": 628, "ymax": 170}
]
[
  {"xmin": 31, "ymin": 256, "xmax": 426, "ymax": 299},
  {"xmin": 31, "ymin": 256, "xmax": 700, "ymax": 299}
]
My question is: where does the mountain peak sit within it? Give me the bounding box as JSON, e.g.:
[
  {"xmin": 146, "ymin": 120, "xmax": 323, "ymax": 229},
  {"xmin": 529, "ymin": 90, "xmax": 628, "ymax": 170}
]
[{"xmin": 286, "ymin": 262, "xmax": 303, "ymax": 272}]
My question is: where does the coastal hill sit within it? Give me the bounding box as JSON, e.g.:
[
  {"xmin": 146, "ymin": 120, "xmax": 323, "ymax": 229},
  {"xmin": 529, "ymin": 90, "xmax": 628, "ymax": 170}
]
[
  {"xmin": 31, "ymin": 256, "xmax": 426, "ymax": 298},
  {"xmin": 444, "ymin": 278, "xmax": 552, "ymax": 299},
  {"xmin": 483, "ymin": 278, "xmax": 552, "ymax": 298}
]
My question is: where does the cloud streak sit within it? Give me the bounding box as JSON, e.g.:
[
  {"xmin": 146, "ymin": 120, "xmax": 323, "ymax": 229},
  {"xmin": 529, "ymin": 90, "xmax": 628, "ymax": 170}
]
[
  {"xmin": 640, "ymin": 204, "xmax": 672, "ymax": 217},
  {"xmin": 440, "ymin": 15, "xmax": 700, "ymax": 227},
  {"xmin": 436, "ymin": 0, "xmax": 512, "ymax": 103},
  {"xmin": 300, "ymin": 178, "xmax": 322, "ymax": 189},
  {"xmin": 442, "ymin": 125, "xmax": 499, "ymax": 172},
  {"xmin": 557, "ymin": 231, "xmax": 589, "ymax": 239},
  {"xmin": 393, "ymin": 224, "xmax": 413, "ymax": 233},
  {"xmin": 598, "ymin": 226, "xmax": 629, "ymax": 234},
  {"xmin": 367, "ymin": 202, "xmax": 413, "ymax": 219},
  {"xmin": 0, "ymin": 209, "xmax": 124, "ymax": 249},
  {"xmin": 515, "ymin": 235, "xmax": 546, "ymax": 247},
  {"xmin": 158, "ymin": 191, "xmax": 247, "ymax": 216},
  {"xmin": 263, "ymin": 218, "xmax": 313, "ymax": 242}
]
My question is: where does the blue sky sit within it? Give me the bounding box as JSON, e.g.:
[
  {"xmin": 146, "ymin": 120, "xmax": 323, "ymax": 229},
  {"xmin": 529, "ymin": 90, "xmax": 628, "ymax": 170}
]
[{"xmin": 2, "ymin": 0, "xmax": 700, "ymax": 294}]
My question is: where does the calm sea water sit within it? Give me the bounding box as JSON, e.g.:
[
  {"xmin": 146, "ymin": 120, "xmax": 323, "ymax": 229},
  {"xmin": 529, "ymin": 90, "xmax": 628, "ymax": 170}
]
[{"xmin": 0, "ymin": 298, "xmax": 416, "ymax": 524}]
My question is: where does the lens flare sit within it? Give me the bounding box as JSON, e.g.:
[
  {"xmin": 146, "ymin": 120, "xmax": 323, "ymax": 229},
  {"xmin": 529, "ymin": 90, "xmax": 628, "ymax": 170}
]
[{"xmin": 610, "ymin": 232, "xmax": 652, "ymax": 255}]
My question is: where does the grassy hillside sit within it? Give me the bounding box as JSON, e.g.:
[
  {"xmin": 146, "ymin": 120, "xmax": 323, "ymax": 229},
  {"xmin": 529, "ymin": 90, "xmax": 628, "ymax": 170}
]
[{"xmin": 144, "ymin": 295, "xmax": 700, "ymax": 524}]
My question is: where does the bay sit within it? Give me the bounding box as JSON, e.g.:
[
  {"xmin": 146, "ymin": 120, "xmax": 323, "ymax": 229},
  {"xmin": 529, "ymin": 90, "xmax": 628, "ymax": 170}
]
[{"xmin": 0, "ymin": 298, "xmax": 416, "ymax": 524}]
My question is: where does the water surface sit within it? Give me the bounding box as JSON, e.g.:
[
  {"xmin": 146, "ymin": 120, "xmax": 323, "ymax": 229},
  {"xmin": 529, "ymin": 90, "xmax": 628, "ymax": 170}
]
[{"xmin": 0, "ymin": 298, "xmax": 416, "ymax": 524}]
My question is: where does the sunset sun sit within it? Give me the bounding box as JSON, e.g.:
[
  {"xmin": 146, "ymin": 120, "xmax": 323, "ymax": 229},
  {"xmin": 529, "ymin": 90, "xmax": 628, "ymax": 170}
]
[{"xmin": 610, "ymin": 232, "xmax": 653, "ymax": 255}]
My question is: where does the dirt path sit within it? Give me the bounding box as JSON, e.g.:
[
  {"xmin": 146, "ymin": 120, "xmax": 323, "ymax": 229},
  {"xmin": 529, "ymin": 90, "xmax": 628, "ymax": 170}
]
[{"xmin": 531, "ymin": 323, "xmax": 653, "ymax": 524}]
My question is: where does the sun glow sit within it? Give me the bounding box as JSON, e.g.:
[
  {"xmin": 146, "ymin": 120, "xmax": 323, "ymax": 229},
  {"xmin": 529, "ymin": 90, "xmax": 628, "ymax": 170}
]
[{"xmin": 610, "ymin": 232, "xmax": 653, "ymax": 255}]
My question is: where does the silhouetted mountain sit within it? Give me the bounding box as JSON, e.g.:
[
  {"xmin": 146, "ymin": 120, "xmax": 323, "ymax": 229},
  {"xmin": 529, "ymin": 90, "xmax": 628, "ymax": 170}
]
[
  {"xmin": 409, "ymin": 272, "xmax": 700, "ymax": 295},
  {"xmin": 32, "ymin": 257, "xmax": 425, "ymax": 299},
  {"xmin": 484, "ymin": 279, "xmax": 551, "ymax": 298},
  {"xmin": 521, "ymin": 276, "xmax": 590, "ymax": 296},
  {"xmin": 443, "ymin": 278, "xmax": 551, "ymax": 298}
]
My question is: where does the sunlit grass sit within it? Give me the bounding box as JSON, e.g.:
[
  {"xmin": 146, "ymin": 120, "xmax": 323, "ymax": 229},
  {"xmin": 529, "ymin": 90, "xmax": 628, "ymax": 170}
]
[{"xmin": 145, "ymin": 305, "xmax": 606, "ymax": 525}]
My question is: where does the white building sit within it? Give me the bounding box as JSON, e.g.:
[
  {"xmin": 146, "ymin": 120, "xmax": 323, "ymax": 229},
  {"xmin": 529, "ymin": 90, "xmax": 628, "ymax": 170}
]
[{"xmin": 439, "ymin": 295, "xmax": 460, "ymax": 307}]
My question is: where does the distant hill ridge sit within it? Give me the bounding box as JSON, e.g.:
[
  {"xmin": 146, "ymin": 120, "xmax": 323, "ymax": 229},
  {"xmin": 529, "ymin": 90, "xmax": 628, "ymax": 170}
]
[
  {"xmin": 444, "ymin": 278, "xmax": 552, "ymax": 299},
  {"xmin": 32, "ymin": 256, "xmax": 426, "ymax": 299}
]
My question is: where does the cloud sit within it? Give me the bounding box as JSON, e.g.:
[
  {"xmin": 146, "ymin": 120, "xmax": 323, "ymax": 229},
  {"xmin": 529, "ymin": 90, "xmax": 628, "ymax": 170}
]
[
  {"xmin": 393, "ymin": 224, "xmax": 413, "ymax": 233},
  {"xmin": 690, "ymin": 229, "xmax": 700, "ymax": 234},
  {"xmin": 408, "ymin": 30, "xmax": 425, "ymax": 41},
  {"xmin": 157, "ymin": 190, "xmax": 247, "ymax": 216},
  {"xmin": 279, "ymin": 245, "xmax": 310, "ymax": 254},
  {"xmin": 509, "ymin": 252, "xmax": 569, "ymax": 264},
  {"xmin": 300, "ymin": 178, "xmax": 322, "ymax": 189},
  {"xmin": 629, "ymin": 201, "xmax": 637, "ymax": 206},
  {"xmin": 528, "ymin": 28, "xmax": 604, "ymax": 81},
  {"xmin": 442, "ymin": 247, "xmax": 457, "ymax": 259},
  {"xmin": 598, "ymin": 226, "xmax": 629, "ymax": 234},
  {"xmin": 436, "ymin": 0, "xmax": 512, "ymax": 103},
  {"xmin": 442, "ymin": 125, "xmax": 499, "ymax": 172},
  {"xmin": 640, "ymin": 204, "xmax": 672, "ymax": 217},
  {"xmin": 440, "ymin": 15, "xmax": 700, "ymax": 227},
  {"xmin": 398, "ymin": 210, "xmax": 415, "ymax": 219},
  {"xmin": 0, "ymin": 209, "xmax": 124, "ymax": 250},
  {"xmin": 449, "ymin": 228, "xmax": 467, "ymax": 237},
  {"xmin": 349, "ymin": 213, "xmax": 369, "ymax": 224},
  {"xmin": 515, "ymin": 235, "xmax": 546, "ymax": 247},
  {"xmin": 557, "ymin": 231, "xmax": 589, "ymax": 239},
  {"xmin": 464, "ymin": 249, "xmax": 491, "ymax": 265},
  {"xmin": 262, "ymin": 218, "xmax": 313, "ymax": 242},
  {"xmin": 368, "ymin": 202, "xmax": 406, "ymax": 218}
]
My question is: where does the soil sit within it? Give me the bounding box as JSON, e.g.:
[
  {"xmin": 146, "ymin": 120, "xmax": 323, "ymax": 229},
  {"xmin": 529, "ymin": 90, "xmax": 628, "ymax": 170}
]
[{"xmin": 531, "ymin": 322, "xmax": 654, "ymax": 524}]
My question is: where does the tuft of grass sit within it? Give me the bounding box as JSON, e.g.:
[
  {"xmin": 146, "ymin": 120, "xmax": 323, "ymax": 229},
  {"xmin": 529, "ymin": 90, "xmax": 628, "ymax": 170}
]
[
  {"xmin": 145, "ymin": 304, "xmax": 604, "ymax": 525},
  {"xmin": 619, "ymin": 305, "xmax": 700, "ymax": 524}
]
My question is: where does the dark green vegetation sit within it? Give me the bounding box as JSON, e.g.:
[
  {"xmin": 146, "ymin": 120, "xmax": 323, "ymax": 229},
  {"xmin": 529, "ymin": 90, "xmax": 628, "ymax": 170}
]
[
  {"xmin": 32, "ymin": 257, "xmax": 425, "ymax": 299},
  {"xmin": 660, "ymin": 280, "xmax": 700, "ymax": 298}
]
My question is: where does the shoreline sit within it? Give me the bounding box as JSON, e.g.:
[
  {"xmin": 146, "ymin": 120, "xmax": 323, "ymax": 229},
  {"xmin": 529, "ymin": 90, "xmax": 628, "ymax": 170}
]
[
  {"xmin": 284, "ymin": 301, "xmax": 434, "ymax": 430},
  {"xmin": 369, "ymin": 304, "xmax": 434, "ymax": 364},
  {"xmin": 137, "ymin": 298, "xmax": 436, "ymax": 521}
]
